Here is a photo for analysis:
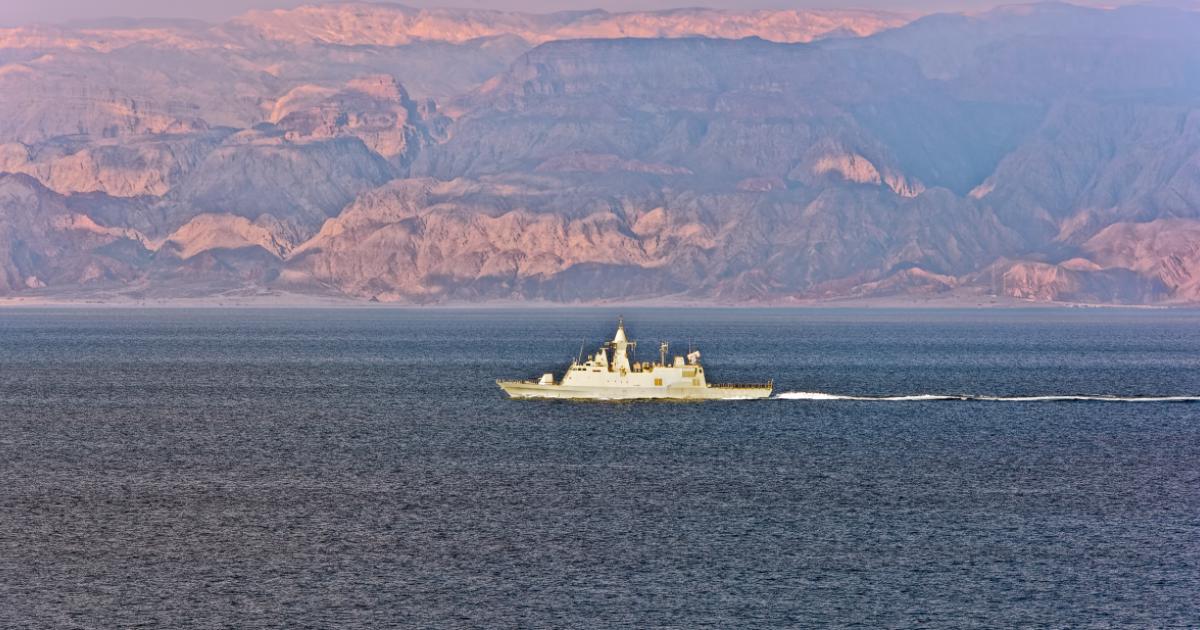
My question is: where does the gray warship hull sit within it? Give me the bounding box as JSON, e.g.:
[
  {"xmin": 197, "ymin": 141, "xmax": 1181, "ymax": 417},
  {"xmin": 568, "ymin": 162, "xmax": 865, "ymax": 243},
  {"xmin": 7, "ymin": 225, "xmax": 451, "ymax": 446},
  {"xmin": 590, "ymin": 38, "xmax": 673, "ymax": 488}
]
[
  {"xmin": 497, "ymin": 380, "xmax": 773, "ymax": 400},
  {"xmin": 498, "ymin": 318, "xmax": 773, "ymax": 401}
]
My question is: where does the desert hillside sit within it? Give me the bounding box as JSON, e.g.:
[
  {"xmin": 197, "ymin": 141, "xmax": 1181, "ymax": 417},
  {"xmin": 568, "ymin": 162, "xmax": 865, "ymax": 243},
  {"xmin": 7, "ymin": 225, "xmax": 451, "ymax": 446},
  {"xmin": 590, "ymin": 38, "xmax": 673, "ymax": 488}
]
[{"xmin": 3, "ymin": 2, "xmax": 1200, "ymax": 304}]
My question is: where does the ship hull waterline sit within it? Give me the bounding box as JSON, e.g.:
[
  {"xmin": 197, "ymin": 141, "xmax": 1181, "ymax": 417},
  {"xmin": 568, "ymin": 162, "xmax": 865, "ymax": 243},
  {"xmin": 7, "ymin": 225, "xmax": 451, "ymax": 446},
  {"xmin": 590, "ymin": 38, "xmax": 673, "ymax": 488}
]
[{"xmin": 497, "ymin": 380, "xmax": 772, "ymax": 400}]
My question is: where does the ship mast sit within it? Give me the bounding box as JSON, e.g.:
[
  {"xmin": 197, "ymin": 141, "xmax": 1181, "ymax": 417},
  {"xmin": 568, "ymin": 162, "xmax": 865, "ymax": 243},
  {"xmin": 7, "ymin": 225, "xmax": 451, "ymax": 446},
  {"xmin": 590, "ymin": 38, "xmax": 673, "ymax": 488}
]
[{"xmin": 610, "ymin": 317, "xmax": 633, "ymax": 373}]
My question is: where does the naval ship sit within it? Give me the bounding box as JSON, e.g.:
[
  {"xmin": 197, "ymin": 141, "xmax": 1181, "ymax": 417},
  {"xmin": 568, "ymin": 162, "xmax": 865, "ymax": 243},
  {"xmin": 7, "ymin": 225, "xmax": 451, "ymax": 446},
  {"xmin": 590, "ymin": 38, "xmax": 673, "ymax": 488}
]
[{"xmin": 497, "ymin": 318, "xmax": 773, "ymax": 400}]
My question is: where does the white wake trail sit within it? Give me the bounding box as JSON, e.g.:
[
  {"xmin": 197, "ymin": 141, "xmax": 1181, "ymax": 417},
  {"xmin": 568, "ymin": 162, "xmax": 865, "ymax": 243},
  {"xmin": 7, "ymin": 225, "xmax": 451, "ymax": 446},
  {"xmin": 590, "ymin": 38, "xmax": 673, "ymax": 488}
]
[
  {"xmin": 775, "ymin": 392, "xmax": 964, "ymax": 401},
  {"xmin": 775, "ymin": 392, "xmax": 1200, "ymax": 403}
]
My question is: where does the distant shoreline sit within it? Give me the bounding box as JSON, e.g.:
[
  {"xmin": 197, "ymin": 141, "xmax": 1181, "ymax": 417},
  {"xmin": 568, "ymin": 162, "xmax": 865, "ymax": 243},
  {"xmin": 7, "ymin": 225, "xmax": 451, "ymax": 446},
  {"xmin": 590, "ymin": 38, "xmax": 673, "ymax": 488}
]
[{"xmin": 0, "ymin": 293, "xmax": 1181, "ymax": 310}]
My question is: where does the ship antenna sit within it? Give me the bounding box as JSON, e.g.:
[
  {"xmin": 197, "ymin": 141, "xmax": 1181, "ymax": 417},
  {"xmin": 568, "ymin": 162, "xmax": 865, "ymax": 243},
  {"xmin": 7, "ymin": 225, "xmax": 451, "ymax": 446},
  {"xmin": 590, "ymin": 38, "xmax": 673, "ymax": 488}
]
[{"xmin": 577, "ymin": 340, "xmax": 585, "ymax": 365}]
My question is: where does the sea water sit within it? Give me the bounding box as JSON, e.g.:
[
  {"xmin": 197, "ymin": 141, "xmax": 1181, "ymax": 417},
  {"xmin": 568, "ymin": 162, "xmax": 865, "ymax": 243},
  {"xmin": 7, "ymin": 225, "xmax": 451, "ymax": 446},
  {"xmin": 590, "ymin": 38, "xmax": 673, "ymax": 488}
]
[{"xmin": 0, "ymin": 307, "xmax": 1197, "ymax": 627}]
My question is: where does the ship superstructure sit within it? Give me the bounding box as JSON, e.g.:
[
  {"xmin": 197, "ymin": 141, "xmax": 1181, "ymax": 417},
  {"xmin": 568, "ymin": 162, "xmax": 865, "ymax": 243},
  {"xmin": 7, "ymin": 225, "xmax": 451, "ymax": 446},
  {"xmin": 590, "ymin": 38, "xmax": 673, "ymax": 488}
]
[{"xmin": 497, "ymin": 318, "xmax": 772, "ymax": 400}]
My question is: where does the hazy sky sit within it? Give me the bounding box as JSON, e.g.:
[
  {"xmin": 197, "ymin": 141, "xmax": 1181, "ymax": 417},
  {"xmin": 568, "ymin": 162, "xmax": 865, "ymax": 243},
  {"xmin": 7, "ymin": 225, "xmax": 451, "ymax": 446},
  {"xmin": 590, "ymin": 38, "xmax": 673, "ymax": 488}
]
[{"xmin": 0, "ymin": 0, "xmax": 1116, "ymax": 27}]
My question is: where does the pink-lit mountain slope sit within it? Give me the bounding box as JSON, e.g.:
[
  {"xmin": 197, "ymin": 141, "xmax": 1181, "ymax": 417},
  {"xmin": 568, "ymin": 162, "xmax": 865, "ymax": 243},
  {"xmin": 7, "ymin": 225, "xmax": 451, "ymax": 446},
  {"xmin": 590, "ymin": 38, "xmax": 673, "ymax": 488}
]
[{"xmin": 4, "ymin": 3, "xmax": 1200, "ymax": 304}]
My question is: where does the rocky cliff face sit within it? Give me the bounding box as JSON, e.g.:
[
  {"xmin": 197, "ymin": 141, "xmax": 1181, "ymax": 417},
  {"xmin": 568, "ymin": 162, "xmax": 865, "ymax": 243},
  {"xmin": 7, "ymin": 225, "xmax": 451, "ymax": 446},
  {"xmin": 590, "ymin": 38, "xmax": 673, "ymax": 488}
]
[
  {"xmin": 278, "ymin": 173, "xmax": 1016, "ymax": 302},
  {"xmin": 4, "ymin": 3, "xmax": 1200, "ymax": 304},
  {"xmin": 0, "ymin": 174, "xmax": 147, "ymax": 292},
  {"xmin": 271, "ymin": 75, "xmax": 446, "ymax": 163},
  {"xmin": 1079, "ymin": 220, "xmax": 1200, "ymax": 301}
]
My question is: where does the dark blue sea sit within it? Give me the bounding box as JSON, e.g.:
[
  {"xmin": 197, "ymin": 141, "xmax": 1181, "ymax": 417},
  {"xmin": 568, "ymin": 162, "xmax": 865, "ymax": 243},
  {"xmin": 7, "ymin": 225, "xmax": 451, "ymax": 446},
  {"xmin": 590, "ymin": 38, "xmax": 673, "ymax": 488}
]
[{"xmin": 1, "ymin": 307, "xmax": 1198, "ymax": 628}]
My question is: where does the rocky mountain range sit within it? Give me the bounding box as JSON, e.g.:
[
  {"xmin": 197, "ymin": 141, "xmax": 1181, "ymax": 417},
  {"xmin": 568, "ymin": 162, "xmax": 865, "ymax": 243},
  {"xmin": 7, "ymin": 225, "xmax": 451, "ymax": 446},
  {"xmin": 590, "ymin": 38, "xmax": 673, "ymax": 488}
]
[{"xmin": 3, "ymin": 2, "xmax": 1200, "ymax": 304}]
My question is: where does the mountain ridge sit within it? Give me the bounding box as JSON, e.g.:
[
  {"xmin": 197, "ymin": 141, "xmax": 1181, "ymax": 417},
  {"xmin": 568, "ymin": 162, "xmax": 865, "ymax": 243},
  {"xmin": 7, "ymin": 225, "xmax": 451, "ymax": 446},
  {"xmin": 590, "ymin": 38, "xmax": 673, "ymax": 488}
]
[{"xmin": 3, "ymin": 2, "xmax": 1200, "ymax": 304}]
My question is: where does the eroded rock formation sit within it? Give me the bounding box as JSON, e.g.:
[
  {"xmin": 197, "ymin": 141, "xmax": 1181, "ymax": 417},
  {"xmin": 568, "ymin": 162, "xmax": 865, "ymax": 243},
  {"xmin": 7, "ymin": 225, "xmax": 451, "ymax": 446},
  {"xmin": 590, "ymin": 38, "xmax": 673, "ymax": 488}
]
[{"xmin": 2, "ymin": 3, "xmax": 1200, "ymax": 304}]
